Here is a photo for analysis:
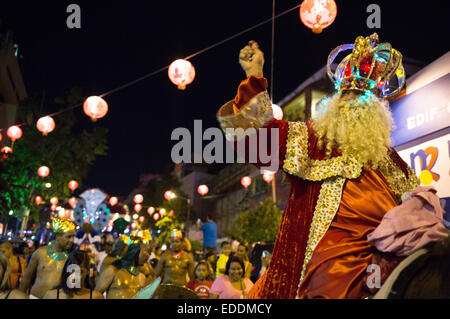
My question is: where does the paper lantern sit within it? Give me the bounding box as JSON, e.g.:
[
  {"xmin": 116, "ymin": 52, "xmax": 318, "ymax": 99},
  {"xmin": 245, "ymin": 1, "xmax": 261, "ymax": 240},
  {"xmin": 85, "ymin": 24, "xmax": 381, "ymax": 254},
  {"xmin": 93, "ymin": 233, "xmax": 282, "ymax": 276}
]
[
  {"xmin": 168, "ymin": 59, "xmax": 196, "ymax": 90},
  {"xmin": 132, "ymin": 214, "xmax": 139, "ymax": 220},
  {"xmin": 153, "ymin": 213, "xmax": 160, "ymax": 221},
  {"xmin": 83, "ymin": 96, "xmax": 108, "ymax": 121},
  {"xmin": 50, "ymin": 197, "xmax": 59, "ymax": 205},
  {"xmin": 139, "ymin": 216, "xmax": 145, "ymax": 223},
  {"xmin": 241, "ymin": 176, "xmax": 252, "ymax": 189},
  {"xmin": 109, "ymin": 196, "xmax": 118, "ymax": 206},
  {"xmin": 197, "ymin": 185, "xmax": 209, "ymax": 196},
  {"xmin": 147, "ymin": 206, "xmax": 155, "ymax": 215},
  {"xmin": 299, "ymin": 0, "xmax": 337, "ymax": 34},
  {"xmin": 272, "ymin": 104, "xmax": 283, "ymax": 120},
  {"xmin": 36, "ymin": 116, "xmax": 55, "ymax": 135},
  {"xmin": 35, "ymin": 196, "xmax": 42, "ymax": 205},
  {"xmin": 38, "ymin": 166, "xmax": 50, "ymax": 178},
  {"xmin": 169, "ymin": 210, "xmax": 174, "ymax": 217},
  {"xmin": 7, "ymin": 126, "xmax": 22, "ymax": 142},
  {"xmin": 51, "ymin": 204, "xmax": 57, "ymax": 212},
  {"xmin": 164, "ymin": 190, "xmax": 176, "ymax": 201},
  {"xmin": 131, "ymin": 222, "xmax": 137, "ymax": 230},
  {"xmin": 134, "ymin": 204, "xmax": 142, "ymax": 213},
  {"xmin": 134, "ymin": 194, "xmax": 144, "ymax": 204},
  {"xmin": 68, "ymin": 180, "xmax": 79, "ymax": 192},
  {"xmin": 1, "ymin": 146, "xmax": 12, "ymax": 158},
  {"xmin": 160, "ymin": 208, "xmax": 166, "ymax": 216},
  {"xmin": 69, "ymin": 197, "xmax": 78, "ymax": 208},
  {"xmin": 262, "ymin": 170, "xmax": 275, "ymax": 183}
]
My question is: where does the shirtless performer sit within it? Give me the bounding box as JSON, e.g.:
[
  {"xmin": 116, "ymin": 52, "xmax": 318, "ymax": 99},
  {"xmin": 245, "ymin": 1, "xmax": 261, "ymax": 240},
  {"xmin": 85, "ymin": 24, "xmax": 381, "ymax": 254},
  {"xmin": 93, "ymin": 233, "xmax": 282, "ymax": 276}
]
[
  {"xmin": 19, "ymin": 218, "xmax": 75, "ymax": 298},
  {"xmin": 154, "ymin": 230, "xmax": 195, "ymax": 287},
  {"xmin": 94, "ymin": 232, "xmax": 153, "ymax": 299}
]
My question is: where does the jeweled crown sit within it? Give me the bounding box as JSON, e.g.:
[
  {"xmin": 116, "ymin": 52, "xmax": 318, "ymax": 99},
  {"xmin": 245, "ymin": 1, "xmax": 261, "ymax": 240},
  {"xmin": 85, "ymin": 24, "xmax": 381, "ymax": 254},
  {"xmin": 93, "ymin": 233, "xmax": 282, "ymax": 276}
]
[{"xmin": 327, "ymin": 33, "xmax": 405, "ymax": 98}]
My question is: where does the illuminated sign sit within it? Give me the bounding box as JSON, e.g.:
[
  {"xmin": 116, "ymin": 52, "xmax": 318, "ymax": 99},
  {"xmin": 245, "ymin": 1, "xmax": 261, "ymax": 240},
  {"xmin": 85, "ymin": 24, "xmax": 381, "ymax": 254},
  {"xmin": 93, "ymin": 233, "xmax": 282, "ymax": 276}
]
[
  {"xmin": 396, "ymin": 134, "xmax": 450, "ymax": 198},
  {"xmin": 390, "ymin": 74, "xmax": 450, "ymax": 147}
]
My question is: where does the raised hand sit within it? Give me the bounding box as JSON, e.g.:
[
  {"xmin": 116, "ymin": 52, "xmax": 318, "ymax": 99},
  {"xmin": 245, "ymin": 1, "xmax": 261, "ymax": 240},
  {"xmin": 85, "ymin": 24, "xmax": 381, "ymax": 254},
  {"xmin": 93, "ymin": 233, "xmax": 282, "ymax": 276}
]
[{"xmin": 239, "ymin": 40, "xmax": 264, "ymax": 77}]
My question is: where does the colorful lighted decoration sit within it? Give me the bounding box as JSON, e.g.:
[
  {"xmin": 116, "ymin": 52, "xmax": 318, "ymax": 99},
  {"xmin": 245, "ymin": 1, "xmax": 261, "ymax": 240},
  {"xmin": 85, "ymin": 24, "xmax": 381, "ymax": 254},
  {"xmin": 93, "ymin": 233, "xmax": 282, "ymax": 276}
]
[
  {"xmin": 50, "ymin": 197, "xmax": 59, "ymax": 205},
  {"xmin": 38, "ymin": 166, "xmax": 50, "ymax": 178},
  {"xmin": 134, "ymin": 204, "xmax": 142, "ymax": 213},
  {"xmin": 169, "ymin": 210, "xmax": 174, "ymax": 217},
  {"xmin": 83, "ymin": 96, "xmax": 108, "ymax": 121},
  {"xmin": 299, "ymin": 0, "xmax": 337, "ymax": 34},
  {"xmin": 109, "ymin": 196, "xmax": 118, "ymax": 206},
  {"xmin": 139, "ymin": 216, "xmax": 145, "ymax": 223},
  {"xmin": 327, "ymin": 33, "xmax": 405, "ymax": 98},
  {"xmin": 69, "ymin": 197, "xmax": 78, "ymax": 208},
  {"xmin": 147, "ymin": 206, "xmax": 155, "ymax": 215},
  {"xmin": 7, "ymin": 125, "xmax": 22, "ymax": 142},
  {"xmin": 134, "ymin": 194, "xmax": 144, "ymax": 204},
  {"xmin": 131, "ymin": 222, "xmax": 138, "ymax": 230},
  {"xmin": 164, "ymin": 190, "xmax": 176, "ymax": 201},
  {"xmin": 132, "ymin": 213, "xmax": 139, "ymax": 220},
  {"xmin": 68, "ymin": 180, "xmax": 79, "ymax": 192},
  {"xmin": 36, "ymin": 116, "xmax": 55, "ymax": 135},
  {"xmin": 35, "ymin": 196, "xmax": 42, "ymax": 205},
  {"xmin": 241, "ymin": 176, "xmax": 252, "ymax": 189},
  {"xmin": 51, "ymin": 204, "xmax": 57, "ymax": 212},
  {"xmin": 73, "ymin": 188, "xmax": 111, "ymax": 232},
  {"xmin": 1, "ymin": 146, "xmax": 13, "ymax": 158},
  {"xmin": 197, "ymin": 185, "xmax": 209, "ymax": 196},
  {"xmin": 160, "ymin": 208, "xmax": 166, "ymax": 216},
  {"xmin": 272, "ymin": 104, "xmax": 283, "ymax": 120},
  {"xmin": 168, "ymin": 59, "xmax": 196, "ymax": 90},
  {"xmin": 262, "ymin": 170, "xmax": 275, "ymax": 183},
  {"xmin": 153, "ymin": 213, "xmax": 160, "ymax": 221}
]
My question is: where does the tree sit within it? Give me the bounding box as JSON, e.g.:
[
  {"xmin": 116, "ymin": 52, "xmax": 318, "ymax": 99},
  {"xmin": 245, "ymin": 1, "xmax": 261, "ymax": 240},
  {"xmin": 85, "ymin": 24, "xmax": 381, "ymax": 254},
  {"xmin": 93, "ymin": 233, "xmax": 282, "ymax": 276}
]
[
  {"xmin": 229, "ymin": 197, "xmax": 282, "ymax": 245},
  {"xmin": 0, "ymin": 88, "xmax": 108, "ymax": 228}
]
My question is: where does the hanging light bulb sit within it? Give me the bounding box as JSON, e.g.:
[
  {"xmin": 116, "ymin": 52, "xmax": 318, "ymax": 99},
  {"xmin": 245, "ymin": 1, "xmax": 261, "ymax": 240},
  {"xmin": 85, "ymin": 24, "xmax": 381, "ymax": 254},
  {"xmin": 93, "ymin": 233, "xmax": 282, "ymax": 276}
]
[
  {"xmin": 36, "ymin": 116, "xmax": 55, "ymax": 135},
  {"xmin": 168, "ymin": 59, "xmax": 196, "ymax": 90},
  {"xmin": 83, "ymin": 96, "xmax": 108, "ymax": 121}
]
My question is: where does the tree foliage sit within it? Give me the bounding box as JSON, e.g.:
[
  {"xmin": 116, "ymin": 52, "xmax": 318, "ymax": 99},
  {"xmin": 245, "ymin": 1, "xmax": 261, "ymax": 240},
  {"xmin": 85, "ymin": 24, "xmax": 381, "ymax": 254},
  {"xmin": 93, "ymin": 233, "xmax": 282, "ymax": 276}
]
[
  {"xmin": 229, "ymin": 197, "xmax": 282, "ymax": 245},
  {"xmin": 0, "ymin": 88, "xmax": 108, "ymax": 225}
]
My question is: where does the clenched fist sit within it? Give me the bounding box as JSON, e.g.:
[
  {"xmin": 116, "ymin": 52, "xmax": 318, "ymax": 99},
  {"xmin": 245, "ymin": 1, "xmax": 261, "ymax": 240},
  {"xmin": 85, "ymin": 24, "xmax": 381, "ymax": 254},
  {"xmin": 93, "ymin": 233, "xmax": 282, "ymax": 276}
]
[{"xmin": 239, "ymin": 40, "xmax": 264, "ymax": 77}]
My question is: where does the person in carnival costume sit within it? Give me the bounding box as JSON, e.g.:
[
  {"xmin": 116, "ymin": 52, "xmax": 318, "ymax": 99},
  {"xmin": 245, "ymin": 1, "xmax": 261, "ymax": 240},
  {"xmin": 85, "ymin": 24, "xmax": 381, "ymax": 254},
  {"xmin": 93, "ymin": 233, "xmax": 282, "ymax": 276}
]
[
  {"xmin": 154, "ymin": 229, "xmax": 195, "ymax": 287},
  {"xmin": 216, "ymin": 34, "xmax": 419, "ymax": 299},
  {"xmin": 94, "ymin": 230, "xmax": 153, "ymax": 299},
  {"xmin": 19, "ymin": 218, "xmax": 76, "ymax": 298}
]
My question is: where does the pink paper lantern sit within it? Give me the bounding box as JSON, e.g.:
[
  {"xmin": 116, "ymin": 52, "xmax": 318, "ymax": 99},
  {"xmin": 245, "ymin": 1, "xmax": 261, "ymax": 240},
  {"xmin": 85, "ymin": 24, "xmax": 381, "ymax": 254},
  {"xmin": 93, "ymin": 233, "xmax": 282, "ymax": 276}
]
[
  {"xmin": 134, "ymin": 204, "xmax": 142, "ymax": 213},
  {"xmin": 139, "ymin": 216, "xmax": 145, "ymax": 223},
  {"xmin": 35, "ymin": 196, "xmax": 43, "ymax": 205},
  {"xmin": 69, "ymin": 197, "xmax": 78, "ymax": 208},
  {"xmin": 262, "ymin": 171, "xmax": 275, "ymax": 183},
  {"xmin": 7, "ymin": 126, "xmax": 22, "ymax": 142},
  {"xmin": 160, "ymin": 208, "xmax": 166, "ymax": 216},
  {"xmin": 68, "ymin": 180, "xmax": 79, "ymax": 192},
  {"xmin": 241, "ymin": 176, "xmax": 252, "ymax": 189},
  {"xmin": 83, "ymin": 96, "xmax": 108, "ymax": 121},
  {"xmin": 197, "ymin": 185, "xmax": 209, "ymax": 196},
  {"xmin": 36, "ymin": 116, "xmax": 55, "ymax": 135},
  {"xmin": 299, "ymin": 0, "xmax": 337, "ymax": 34},
  {"xmin": 153, "ymin": 213, "xmax": 160, "ymax": 221},
  {"xmin": 51, "ymin": 204, "xmax": 57, "ymax": 212},
  {"xmin": 134, "ymin": 194, "xmax": 144, "ymax": 204},
  {"xmin": 168, "ymin": 59, "xmax": 196, "ymax": 90},
  {"xmin": 38, "ymin": 166, "xmax": 50, "ymax": 178},
  {"xmin": 1, "ymin": 146, "xmax": 13, "ymax": 158},
  {"xmin": 169, "ymin": 210, "xmax": 174, "ymax": 217},
  {"xmin": 50, "ymin": 197, "xmax": 59, "ymax": 205},
  {"xmin": 109, "ymin": 196, "xmax": 118, "ymax": 206},
  {"xmin": 147, "ymin": 206, "xmax": 155, "ymax": 215},
  {"xmin": 164, "ymin": 190, "xmax": 176, "ymax": 201}
]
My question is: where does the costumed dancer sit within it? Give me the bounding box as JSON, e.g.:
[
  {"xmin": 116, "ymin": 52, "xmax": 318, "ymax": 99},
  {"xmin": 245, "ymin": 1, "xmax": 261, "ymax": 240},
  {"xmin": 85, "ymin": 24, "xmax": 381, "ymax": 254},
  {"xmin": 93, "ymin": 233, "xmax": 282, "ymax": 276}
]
[
  {"xmin": 94, "ymin": 230, "xmax": 153, "ymax": 299},
  {"xmin": 216, "ymin": 34, "xmax": 419, "ymax": 299},
  {"xmin": 19, "ymin": 218, "xmax": 76, "ymax": 299}
]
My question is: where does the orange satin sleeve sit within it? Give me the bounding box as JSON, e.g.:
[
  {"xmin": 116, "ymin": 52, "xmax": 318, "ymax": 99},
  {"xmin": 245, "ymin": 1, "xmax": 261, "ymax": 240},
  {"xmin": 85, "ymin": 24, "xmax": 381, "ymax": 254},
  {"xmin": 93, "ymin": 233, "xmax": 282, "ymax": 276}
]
[
  {"xmin": 233, "ymin": 75, "xmax": 268, "ymax": 114},
  {"xmin": 297, "ymin": 168, "xmax": 399, "ymax": 299}
]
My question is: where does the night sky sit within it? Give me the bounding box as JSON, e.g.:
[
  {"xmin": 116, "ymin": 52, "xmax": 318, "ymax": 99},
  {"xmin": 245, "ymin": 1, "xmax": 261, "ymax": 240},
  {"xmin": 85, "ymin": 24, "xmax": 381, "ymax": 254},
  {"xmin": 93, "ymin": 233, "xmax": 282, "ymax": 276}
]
[{"xmin": 1, "ymin": 1, "xmax": 448, "ymax": 197}]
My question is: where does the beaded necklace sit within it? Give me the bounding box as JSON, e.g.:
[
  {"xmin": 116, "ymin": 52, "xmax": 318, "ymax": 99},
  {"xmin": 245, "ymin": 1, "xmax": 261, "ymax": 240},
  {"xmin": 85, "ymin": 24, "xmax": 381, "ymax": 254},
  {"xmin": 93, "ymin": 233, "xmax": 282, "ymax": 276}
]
[{"xmin": 46, "ymin": 241, "xmax": 68, "ymax": 261}]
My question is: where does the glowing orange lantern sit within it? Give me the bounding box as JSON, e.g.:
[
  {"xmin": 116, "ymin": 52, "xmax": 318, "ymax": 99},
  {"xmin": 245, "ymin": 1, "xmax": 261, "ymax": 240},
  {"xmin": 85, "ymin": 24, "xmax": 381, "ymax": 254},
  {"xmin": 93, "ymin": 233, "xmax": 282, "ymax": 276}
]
[
  {"xmin": 131, "ymin": 222, "xmax": 137, "ymax": 230},
  {"xmin": 51, "ymin": 204, "xmax": 57, "ymax": 212},
  {"xmin": 50, "ymin": 197, "xmax": 59, "ymax": 205},
  {"xmin": 134, "ymin": 204, "xmax": 142, "ymax": 213},
  {"xmin": 168, "ymin": 59, "xmax": 196, "ymax": 90},
  {"xmin": 169, "ymin": 210, "xmax": 174, "ymax": 217},
  {"xmin": 160, "ymin": 208, "xmax": 166, "ymax": 216},
  {"xmin": 134, "ymin": 194, "xmax": 144, "ymax": 204},
  {"xmin": 272, "ymin": 104, "xmax": 283, "ymax": 120},
  {"xmin": 299, "ymin": 0, "xmax": 337, "ymax": 34},
  {"xmin": 68, "ymin": 180, "xmax": 79, "ymax": 192},
  {"xmin": 1, "ymin": 146, "xmax": 12, "ymax": 158},
  {"xmin": 38, "ymin": 166, "xmax": 50, "ymax": 178},
  {"xmin": 197, "ymin": 185, "xmax": 209, "ymax": 196},
  {"xmin": 262, "ymin": 171, "xmax": 275, "ymax": 183},
  {"xmin": 109, "ymin": 196, "xmax": 118, "ymax": 206},
  {"xmin": 7, "ymin": 126, "xmax": 22, "ymax": 142},
  {"xmin": 153, "ymin": 213, "xmax": 160, "ymax": 221},
  {"xmin": 69, "ymin": 197, "xmax": 78, "ymax": 208},
  {"xmin": 83, "ymin": 96, "xmax": 108, "ymax": 121},
  {"xmin": 164, "ymin": 190, "xmax": 176, "ymax": 201},
  {"xmin": 36, "ymin": 116, "xmax": 55, "ymax": 135},
  {"xmin": 147, "ymin": 206, "xmax": 155, "ymax": 215},
  {"xmin": 241, "ymin": 176, "xmax": 252, "ymax": 189},
  {"xmin": 35, "ymin": 196, "xmax": 42, "ymax": 205},
  {"xmin": 139, "ymin": 216, "xmax": 145, "ymax": 223}
]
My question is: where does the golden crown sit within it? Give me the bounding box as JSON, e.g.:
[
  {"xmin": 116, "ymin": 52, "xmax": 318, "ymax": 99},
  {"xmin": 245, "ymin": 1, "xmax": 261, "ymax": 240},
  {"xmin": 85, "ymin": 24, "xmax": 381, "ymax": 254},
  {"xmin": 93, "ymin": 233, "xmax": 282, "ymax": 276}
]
[
  {"xmin": 327, "ymin": 33, "xmax": 405, "ymax": 98},
  {"xmin": 130, "ymin": 229, "xmax": 152, "ymax": 244},
  {"xmin": 52, "ymin": 218, "xmax": 76, "ymax": 233}
]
